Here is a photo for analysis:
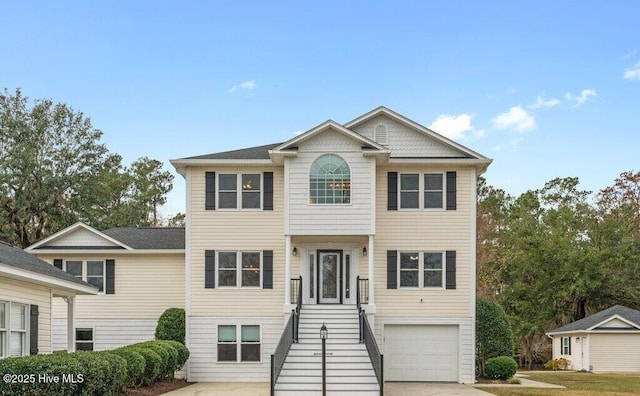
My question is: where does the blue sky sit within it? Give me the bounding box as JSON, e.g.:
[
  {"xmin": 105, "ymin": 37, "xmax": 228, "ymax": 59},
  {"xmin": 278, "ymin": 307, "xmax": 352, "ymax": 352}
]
[{"xmin": 2, "ymin": 1, "xmax": 639, "ymax": 216}]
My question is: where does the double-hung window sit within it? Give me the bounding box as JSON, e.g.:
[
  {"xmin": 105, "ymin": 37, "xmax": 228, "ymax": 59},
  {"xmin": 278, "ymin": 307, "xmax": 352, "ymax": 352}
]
[
  {"xmin": 217, "ymin": 252, "xmax": 262, "ymax": 288},
  {"xmin": 64, "ymin": 260, "xmax": 105, "ymax": 292},
  {"xmin": 0, "ymin": 301, "xmax": 29, "ymax": 358},
  {"xmin": 0, "ymin": 301, "xmax": 6, "ymax": 357},
  {"xmin": 218, "ymin": 173, "xmax": 262, "ymax": 209},
  {"xmin": 76, "ymin": 328, "xmax": 94, "ymax": 351},
  {"xmin": 561, "ymin": 337, "xmax": 571, "ymax": 355},
  {"xmin": 399, "ymin": 173, "xmax": 445, "ymax": 209},
  {"xmin": 398, "ymin": 251, "xmax": 444, "ymax": 288},
  {"xmin": 217, "ymin": 325, "xmax": 261, "ymax": 362}
]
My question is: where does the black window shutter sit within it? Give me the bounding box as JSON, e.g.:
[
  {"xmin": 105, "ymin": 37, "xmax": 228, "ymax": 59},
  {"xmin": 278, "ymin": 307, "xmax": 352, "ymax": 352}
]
[
  {"xmin": 568, "ymin": 337, "xmax": 572, "ymax": 355},
  {"xmin": 205, "ymin": 172, "xmax": 216, "ymax": 210},
  {"xmin": 205, "ymin": 250, "xmax": 216, "ymax": 288},
  {"xmin": 29, "ymin": 304, "xmax": 39, "ymax": 355},
  {"xmin": 388, "ymin": 172, "xmax": 398, "ymax": 211},
  {"xmin": 263, "ymin": 172, "xmax": 274, "ymax": 211},
  {"xmin": 53, "ymin": 259, "xmax": 63, "ymax": 270},
  {"xmin": 446, "ymin": 171, "xmax": 457, "ymax": 210},
  {"xmin": 446, "ymin": 251, "xmax": 456, "ymax": 289},
  {"xmin": 387, "ymin": 250, "xmax": 397, "ymax": 289},
  {"xmin": 106, "ymin": 259, "xmax": 115, "ymax": 294},
  {"xmin": 263, "ymin": 250, "xmax": 273, "ymax": 289}
]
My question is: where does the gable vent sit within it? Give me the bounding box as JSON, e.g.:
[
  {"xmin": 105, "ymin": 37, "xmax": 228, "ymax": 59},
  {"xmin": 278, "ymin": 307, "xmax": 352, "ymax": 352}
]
[{"xmin": 374, "ymin": 124, "xmax": 388, "ymax": 145}]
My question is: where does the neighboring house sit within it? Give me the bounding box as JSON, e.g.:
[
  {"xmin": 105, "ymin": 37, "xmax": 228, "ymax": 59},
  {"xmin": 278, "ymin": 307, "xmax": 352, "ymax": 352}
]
[
  {"xmin": 170, "ymin": 105, "xmax": 491, "ymax": 391},
  {"xmin": 0, "ymin": 241, "xmax": 96, "ymax": 358},
  {"xmin": 547, "ymin": 305, "xmax": 640, "ymax": 372},
  {"xmin": 26, "ymin": 222, "xmax": 184, "ymax": 351}
]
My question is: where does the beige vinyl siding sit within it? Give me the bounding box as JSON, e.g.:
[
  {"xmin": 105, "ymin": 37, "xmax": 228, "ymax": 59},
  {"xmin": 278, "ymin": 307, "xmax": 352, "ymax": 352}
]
[
  {"xmin": 590, "ymin": 333, "xmax": 640, "ymax": 372},
  {"xmin": 287, "ymin": 131, "xmax": 375, "ymax": 235},
  {"xmin": 0, "ymin": 277, "xmax": 52, "ymax": 354},
  {"xmin": 190, "ymin": 166, "xmax": 285, "ymax": 317},
  {"xmin": 36, "ymin": 254, "xmax": 184, "ymax": 319},
  {"xmin": 351, "ymin": 115, "xmax": 467, "ymax": 157},
  {"xmin": 374, "ymin": 166, "xmax": 475, "ymax": 318}
]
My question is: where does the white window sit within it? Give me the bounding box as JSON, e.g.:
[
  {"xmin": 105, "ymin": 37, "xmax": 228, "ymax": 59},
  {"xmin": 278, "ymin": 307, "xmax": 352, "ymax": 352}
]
[
  {"xmin": 0, "ymin": 301, "xmax": 30, "ymax": 358},
  {"xmin": 399, "ymin": 173, "xmax": 445, "ymax": 209},
  {"xmin": 218, "ymin": 173, "xmax": 262, "ymax": 209},
  {"xmin": 64, "ymin": 260, "xmax": 105, "ymax": 292},
  {"xmin": 561, "ymin": 337, "xmax": 571, "ymax": 355},
  {"xmin": 217, "ymin": 325, "xmax": 261, "ymax": 362},
  {"xmin": 398, "ymin": 251, "xmax": 444, "ymax": 289},
  {"xmin": 217, "ymin": 252, "xmax": 262, "ymax": 288},
  {"xmin": 309, "ymin": 154, "xmax": 351, "ymax": 204},
  {"xmin": 76, "ymin": 328, "xmax": 94, "ymax": 351},
  {"xmin": 0, "ymin": 301, "xmax": 6, "ymax": 357}
]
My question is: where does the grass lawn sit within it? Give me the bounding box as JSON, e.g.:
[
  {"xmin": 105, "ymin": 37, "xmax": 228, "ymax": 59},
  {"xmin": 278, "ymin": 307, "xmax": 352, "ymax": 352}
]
[{"xmin": 477, "ymin": 372, "xmax": 640, "ymax": 396}]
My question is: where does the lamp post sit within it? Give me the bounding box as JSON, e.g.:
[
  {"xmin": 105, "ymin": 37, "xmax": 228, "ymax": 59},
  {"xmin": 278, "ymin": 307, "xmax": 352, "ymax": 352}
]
[{"xmin": 320, "ymin": 322, "xmax": 328, "ymax": 396}]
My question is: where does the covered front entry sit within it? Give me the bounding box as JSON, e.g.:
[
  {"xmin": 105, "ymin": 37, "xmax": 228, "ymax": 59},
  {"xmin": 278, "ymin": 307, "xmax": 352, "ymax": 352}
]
[{"xmin": 300, "ymin": 243, "xmax": 359, "ymax": 305}]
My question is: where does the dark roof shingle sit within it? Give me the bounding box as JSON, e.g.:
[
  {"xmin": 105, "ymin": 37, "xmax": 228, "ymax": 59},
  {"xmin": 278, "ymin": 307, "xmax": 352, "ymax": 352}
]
[
  {"xmin": 102, "ymin": 227, "xmax": 185, "ymax": 250},
  {"xmin": 548, "ymin": 305, "xmax": 640, "ymax": 333},
  {"xmin": 184, "ymin": 142, "xmax": 282, "ymax": 160},
  {"xmin": 0, "ymin": 241, "xmax": 95, "ymax": 287}
]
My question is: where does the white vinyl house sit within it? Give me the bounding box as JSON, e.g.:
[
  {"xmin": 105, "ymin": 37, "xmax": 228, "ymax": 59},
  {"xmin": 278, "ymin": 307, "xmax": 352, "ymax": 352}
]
[
  {"xmin": 547, "ymin": 305, "xmax": 640, "ymax": 372},
  {"xmin": 171, "ymin": 106, "xmax": 492, "ymax": 393}
]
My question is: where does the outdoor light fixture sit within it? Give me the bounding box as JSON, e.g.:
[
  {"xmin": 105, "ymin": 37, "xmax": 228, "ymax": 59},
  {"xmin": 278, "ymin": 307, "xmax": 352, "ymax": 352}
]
[
  {"xmin": 320, "ymin": 322, "xmax": 328, "ymax": 396},
  {"xmin": 362, "ymin": 246, "xmax": 368, "ymax": 256},
  {"xmin": 292, "ymin": 247, "xmax": 298, "ymax": 256},
  {"xmin": 320, "ymin": 322, "xmax": 328, "ymax": 340}
]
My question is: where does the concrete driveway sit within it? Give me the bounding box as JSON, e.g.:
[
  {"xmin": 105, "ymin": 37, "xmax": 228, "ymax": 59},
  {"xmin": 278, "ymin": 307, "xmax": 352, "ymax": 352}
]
[{"xmin": 162, "ymin": 382, "xmax": 493, "ymax": 395}]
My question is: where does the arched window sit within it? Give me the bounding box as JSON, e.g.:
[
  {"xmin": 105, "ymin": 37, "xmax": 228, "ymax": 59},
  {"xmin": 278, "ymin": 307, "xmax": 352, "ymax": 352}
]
[{"xmin": 309, "ymin": 154, "xmax": 351, "ymax": 204}]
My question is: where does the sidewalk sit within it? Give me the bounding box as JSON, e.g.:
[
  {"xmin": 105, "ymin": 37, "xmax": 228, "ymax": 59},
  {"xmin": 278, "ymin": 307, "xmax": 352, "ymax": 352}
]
[{"xmin": 472, "ymin": 373, "xmax": 565, "ymax": 389}]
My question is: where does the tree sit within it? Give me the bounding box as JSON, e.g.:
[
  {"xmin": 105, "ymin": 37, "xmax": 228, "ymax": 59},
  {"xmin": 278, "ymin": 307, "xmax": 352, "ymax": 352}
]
[
  {"xmin": 0, "ymin": 88, "xmax": 174, "ymax": 247},
  {"xmin": 476, "ymin": 298, "xmax": 514, "ymax": 376}
]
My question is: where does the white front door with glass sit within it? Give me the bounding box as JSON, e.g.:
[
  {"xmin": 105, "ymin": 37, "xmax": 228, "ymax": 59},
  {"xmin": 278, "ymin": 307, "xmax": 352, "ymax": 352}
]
[{"xmin": 318, "ymin": 251, "xmax": 341, "ymax": 304}]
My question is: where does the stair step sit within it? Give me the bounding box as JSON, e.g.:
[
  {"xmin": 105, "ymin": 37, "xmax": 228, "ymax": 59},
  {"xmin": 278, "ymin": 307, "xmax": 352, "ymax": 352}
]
[
  {"xmin": 276, "ymin": 376, "xmax": 378, "ymax": 384},
  {"xmin": 275, "ymin": 382, "xmax": 380, "ymax": 391},
  {"xmin": 282, "ymin": 362, "xmax": 375, "ymax": 370},
  {"xmin": 279, "ymin": 369, "xmax": 376, "ymax": 377},
  {"xmin": 276, "ymin": 391, "xmax": 379, "ymax": 396},
  {"xmin": 284, "ymin": 355, "xmax": 372, "ymax": 363}
]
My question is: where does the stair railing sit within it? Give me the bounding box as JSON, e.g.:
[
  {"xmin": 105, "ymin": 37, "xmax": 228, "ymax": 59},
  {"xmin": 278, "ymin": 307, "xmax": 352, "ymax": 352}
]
[{"xmin": 357, "ymin": 276, "xmax": 383, "ymax": 395}]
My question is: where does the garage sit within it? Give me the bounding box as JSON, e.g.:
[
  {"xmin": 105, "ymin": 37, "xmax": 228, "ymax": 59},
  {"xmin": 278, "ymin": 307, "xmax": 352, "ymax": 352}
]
[
  {"xmin": 384, "ymin": 324, "xmax": 458, "ymax": 382},
  {"xmin": 590, "ymin": 333, "xmax": 640, "ymax": 372}
]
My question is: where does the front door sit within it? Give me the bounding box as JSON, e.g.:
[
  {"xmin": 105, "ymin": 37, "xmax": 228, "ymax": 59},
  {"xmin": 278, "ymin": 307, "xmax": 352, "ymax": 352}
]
[{"xmin": 318, "ymin": 251, "xmax": 341, "ymax": 304}]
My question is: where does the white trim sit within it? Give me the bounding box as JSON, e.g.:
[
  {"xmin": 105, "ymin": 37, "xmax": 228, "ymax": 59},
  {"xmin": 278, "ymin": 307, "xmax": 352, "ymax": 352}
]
[
  {"xmin": 284, "ymin": 158, "xmax": 290, "ymax": 235},
  {"xmin": 28, "ymin": 249, "xmax": 184, "ymax": 255},
  {"xmin": 184, "ymin": 168, "xmax": 192, "ymax": 380},
  {"xmin": 284, "ymin": 236, "xmax": 291, "ymax": 307},
  {"xmin": 470, "ymin": 168, "xmax": 477, "ymax": 383},
  {"xmin": 587, "ymin": 314, "xmax": 640, "ymax": 331},
  {"xmin": 25, "ymin": 222, "xmax": 133, "ymax": 251},
  {"xmin": 170, "ymin": 159, "xmax": 274, "ymax": 176},
  {"xmin": 0, "ymin": 263, "xmax": 97, "ymax": 295}
]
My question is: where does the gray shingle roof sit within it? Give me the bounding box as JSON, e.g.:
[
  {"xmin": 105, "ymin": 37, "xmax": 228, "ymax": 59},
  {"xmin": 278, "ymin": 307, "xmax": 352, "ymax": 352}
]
[
  {"xmin": 0, "ymin": 241, "xmax": 96, "ymax": 288},
  {"xmin": 102, "ymin": 227, "xmax": 185, "ymax": 250},
  {"xmin": 548, "ymin": 305, "xmax": 640, "ymax": 333},
  {"xmin": 184, "ymin": 142, "xmax": 283, "ymax": 160}
]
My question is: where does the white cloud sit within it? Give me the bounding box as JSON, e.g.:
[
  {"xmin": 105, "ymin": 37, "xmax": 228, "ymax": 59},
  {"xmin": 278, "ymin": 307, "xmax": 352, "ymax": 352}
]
[
  {"xmin": 427, "ymin": 113, "xmax": 484, "ymax": 141},
  {"xmin": 528, "ymin": 96, "xmax": 561, "ymax": 110},
  {"xmin": 228, "ymin": 80, "xmax": 256, "ymax": 94},
  {"xmin": 565, "ymin": 88, "xmax": 597, "ymax": 106},
  {"xmin": 491, "ymin": 106, "xmax": 536, "ymax": 132},
  {"xmin": 624, "ymin": 62, "xmax": 640, "ymax": 81}
]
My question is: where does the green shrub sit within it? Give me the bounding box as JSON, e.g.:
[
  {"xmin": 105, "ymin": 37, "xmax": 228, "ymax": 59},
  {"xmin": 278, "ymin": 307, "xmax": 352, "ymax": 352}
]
[
  {"xmin": 544, "ymin": 357, "xmax": 571, "ymax": 370},
  {"xmin": 164, "ymin": 340, "xmax": 190, "ymax": 368},
  {"xmin": 135, "ymin": 342, "xmax": 169, "ymax": 380},
  {"xmin": 129, "ymin": 346, "xmax": 163, "ymax": 385},
  {"xmin": 141, "ymin": 341, "xmax": 178, "ymax": 379},
  {"xmin": 155, "ymin": 308, "xmax": 186, "ymax": 344},
  {"xmin": 476, "ymin": 298, "xmax": 515, "ymax": 376},
  {"xmin": 485, "ymin": 356, "xmax": 518, "ymax": 380},
  {"xmin": 112, "ymin": 348, "xmax": 146, "ymax": 387}
]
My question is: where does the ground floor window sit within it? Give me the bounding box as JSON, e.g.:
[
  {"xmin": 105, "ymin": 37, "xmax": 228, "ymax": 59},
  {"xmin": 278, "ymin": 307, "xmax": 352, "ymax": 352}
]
[
  {"xmin": 76, "ymin": 328, "xmax": 94, "ymax": 351},
  {"xmin": 561, "ymin": 336, "xmax": 571, "ymax": 355},
  {"xmin": 217, "ymin": 324, "xmax": 261, "ymax": 362},
  {"xmin": 0, "ymin": 301, "xmax": 28, "ymax": 358}
]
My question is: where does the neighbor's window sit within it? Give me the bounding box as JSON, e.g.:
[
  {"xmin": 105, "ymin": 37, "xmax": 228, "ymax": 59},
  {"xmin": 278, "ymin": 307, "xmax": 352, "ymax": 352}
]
[
  {"xmin": 64, "ymin": 260, "xmax": 105, "ymax": 292},
  {"xmin": 0, "ymin": 301, "xmax": 6, "ymax": 357},
  {"xmin": 561, "ymin": 337, "xmax": 571, "ymax": 355},
  {"xmin": 218, "ymin": 173, "xmax": 262, "ymax": 209},
  {"xmin": 399, "ymin": 251, "xmax": 445, "ymax": 289},
  {"xmin": 309, "ymin": 154, "xmax": 351, "ymax": 204},
  {"xmin": 75, "ymin": 328, "xmax": 94, "ymax": 351},
  {"xmin": 10, "ymin": 302, "xmax": 27, "ymax": 357},
  {"xmin": 217, "ymin": 325, "xmax": 261, "ymax": 362},
  {"xmin": 217, "ymin": 251, "xmax": 262, "ymax": 288}
]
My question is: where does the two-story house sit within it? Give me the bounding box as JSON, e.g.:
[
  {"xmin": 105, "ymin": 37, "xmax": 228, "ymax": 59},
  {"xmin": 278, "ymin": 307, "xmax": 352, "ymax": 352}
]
[{"xmin": 170, "ymin": 106, "xmax": 491, "ymax": 392}]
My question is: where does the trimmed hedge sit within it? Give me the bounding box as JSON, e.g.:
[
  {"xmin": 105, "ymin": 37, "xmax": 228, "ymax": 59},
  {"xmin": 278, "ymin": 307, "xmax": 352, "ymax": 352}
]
[
  {"xmin": 155, "ymin": 307, "xmax": 186, "ymax": 344},
  {"xmin": 485, "ymin": 356, "xmax": 518, "ymax": 380},
  {"xmin": 0, "ymin": 340, "xmax": 190, "ymax": 396}
]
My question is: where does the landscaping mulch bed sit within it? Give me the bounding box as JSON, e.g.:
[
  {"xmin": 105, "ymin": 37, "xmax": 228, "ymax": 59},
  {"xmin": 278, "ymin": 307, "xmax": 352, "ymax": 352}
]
[{"xmin": 124, "ymin": 379, "xmax": 192, "ymax": 396}]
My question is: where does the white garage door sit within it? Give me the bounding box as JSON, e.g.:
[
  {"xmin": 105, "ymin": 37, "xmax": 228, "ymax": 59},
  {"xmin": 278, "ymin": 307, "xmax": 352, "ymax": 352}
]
[
  {"xmin": 590, "ymin": 334, "xmax": 640, "ymax": 372},
  {"xmin": 385, "ymin": 325, "xmax": 458, "ymax": 382}
]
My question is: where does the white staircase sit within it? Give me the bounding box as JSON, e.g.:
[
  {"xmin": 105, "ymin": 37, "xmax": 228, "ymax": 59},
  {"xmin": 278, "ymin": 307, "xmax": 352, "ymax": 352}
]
[{"xmin": 274, "ymin": 305, "xmax": 380, "ymax": 396}]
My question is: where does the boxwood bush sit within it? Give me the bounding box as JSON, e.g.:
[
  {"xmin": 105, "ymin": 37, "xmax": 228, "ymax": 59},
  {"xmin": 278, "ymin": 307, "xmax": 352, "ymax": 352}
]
[
  {"xmin": 164, "ymin": 340, "xmax": 190, "ymax": 368},
  {"xmin": 485, "ymin": 356, "xmax": 518, "ymax": 380},
  {"xmin": 155, "ymin": 307, "xmax": 186, "ymax": 344},
  {"xmin": 0, "ymin": 340, "xmax": 189, "ymax": 396}
]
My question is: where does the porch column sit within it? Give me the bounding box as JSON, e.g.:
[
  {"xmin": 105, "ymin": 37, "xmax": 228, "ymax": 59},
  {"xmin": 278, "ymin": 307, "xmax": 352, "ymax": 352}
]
[
  {"xmin": 285, "ymin": 235, "xmax": 291, "ymax": 306},
  {"xmin": 368, "ymin": 234, "xmax": 375, "ymax": 305},
  {"xmin": 66, "ymin": 295, "xmax": 76, "ymax": 352}
]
